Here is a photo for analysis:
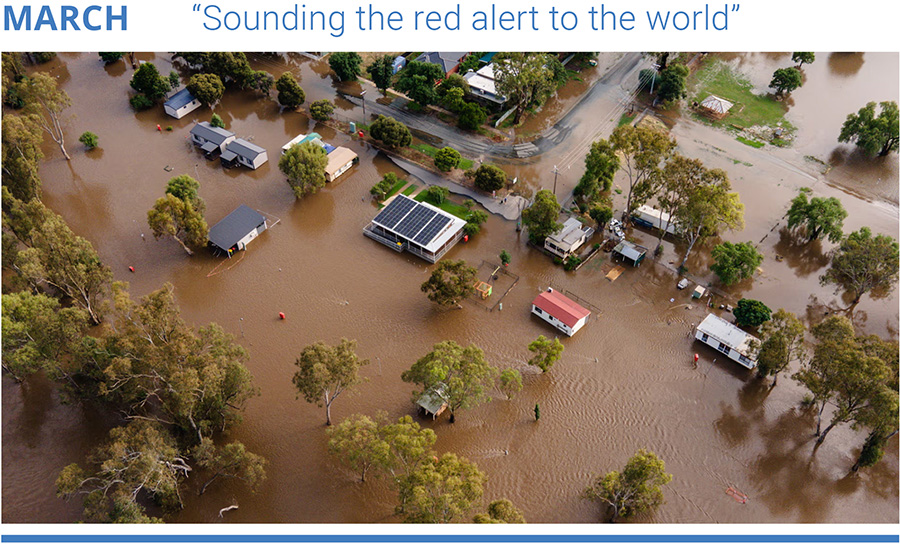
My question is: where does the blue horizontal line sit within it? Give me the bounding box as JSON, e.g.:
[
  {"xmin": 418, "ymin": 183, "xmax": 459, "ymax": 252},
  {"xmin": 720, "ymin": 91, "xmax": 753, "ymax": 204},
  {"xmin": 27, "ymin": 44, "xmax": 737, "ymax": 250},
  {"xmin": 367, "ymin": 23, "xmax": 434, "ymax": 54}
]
[{"xmin": 2, "ymin": 536, "xmax": 898, "ymax": 544}]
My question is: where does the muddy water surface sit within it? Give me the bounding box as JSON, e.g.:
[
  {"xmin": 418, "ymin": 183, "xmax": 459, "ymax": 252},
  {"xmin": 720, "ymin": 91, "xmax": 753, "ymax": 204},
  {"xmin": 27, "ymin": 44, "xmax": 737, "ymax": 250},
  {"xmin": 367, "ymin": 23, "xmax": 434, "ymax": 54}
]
[{"xmin": 2, "ymin": 52, "xmax": 898, "ymax": 524}]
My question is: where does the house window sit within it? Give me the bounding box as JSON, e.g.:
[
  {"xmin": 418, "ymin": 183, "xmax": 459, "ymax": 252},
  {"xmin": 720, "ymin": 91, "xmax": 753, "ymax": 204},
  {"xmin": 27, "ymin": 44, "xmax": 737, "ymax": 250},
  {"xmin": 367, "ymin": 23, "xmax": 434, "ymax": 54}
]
[
  {"xmin": 738, "ymin": 354, "xmax": 751, "ymax": 365},
  {"xmin": 700, "ymin": 333, "xmax": 709, "ymax": 342},
  {"xmin": 717, "ymin": 342, "xmax": 730, "ymax": 355}
]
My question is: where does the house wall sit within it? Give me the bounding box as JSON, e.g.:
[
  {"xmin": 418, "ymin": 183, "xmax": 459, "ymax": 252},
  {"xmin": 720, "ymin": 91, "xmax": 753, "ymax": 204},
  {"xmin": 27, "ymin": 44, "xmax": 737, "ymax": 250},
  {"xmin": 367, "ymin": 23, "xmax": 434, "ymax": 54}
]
[
  {"xmin": 327, "ymin": 159, "xmax": 355, "ymax": 182},
  {"xmin": 531, "ymin": 304, "xmax": 575, "ymax": 336},
  {"xmin": 235, "ymin": 222, "xmax": 267, "ymax": 251},
  {"xmin": 166, "ymin": 99, "xmax": 201, "ymax": 120},
  {"xmin": 694, "ymin": 329, "xmax": 757, "ymax": 369}
]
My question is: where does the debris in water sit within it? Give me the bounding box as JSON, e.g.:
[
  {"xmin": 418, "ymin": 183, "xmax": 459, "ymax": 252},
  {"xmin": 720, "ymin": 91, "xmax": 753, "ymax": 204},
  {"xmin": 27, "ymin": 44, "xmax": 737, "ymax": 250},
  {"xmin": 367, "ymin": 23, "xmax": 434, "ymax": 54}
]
[
  {"xmin": 725, "ymin": 486, "xmax": 749, "ymax": 504},
  {"xmin": 219, "ymin": 504, "xmax": 239, "ymax": 517}
]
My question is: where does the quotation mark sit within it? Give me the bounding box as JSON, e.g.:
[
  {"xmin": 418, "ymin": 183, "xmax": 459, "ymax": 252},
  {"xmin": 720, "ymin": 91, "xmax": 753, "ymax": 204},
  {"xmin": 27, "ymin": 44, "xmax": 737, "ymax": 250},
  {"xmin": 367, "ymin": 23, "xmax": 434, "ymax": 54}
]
[
  {"xmin": 732, "ymin": 4, "xmax": 739, "ymax": 11},
  {"xmin": 193, "ymin": 4, "xmax": 201, "ymax": 12}
]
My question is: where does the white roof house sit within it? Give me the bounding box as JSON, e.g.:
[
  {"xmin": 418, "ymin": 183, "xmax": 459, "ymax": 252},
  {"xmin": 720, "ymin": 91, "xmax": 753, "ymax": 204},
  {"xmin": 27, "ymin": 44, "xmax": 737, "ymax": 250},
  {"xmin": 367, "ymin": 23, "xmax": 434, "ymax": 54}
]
[
  {"xmin": 544, "ymin": 218, "xmax": 594, "ymax": 258},
  {"xmin": 464, "ymin": 64, "xmax": 506, "ymax": 105},
  {"xmin": 694, "ymin": 313, "xmax": 760, "ymax": 369},
  {"xmin": 363, "ymin": 194, "xmax": 466, "ymax": 263}
]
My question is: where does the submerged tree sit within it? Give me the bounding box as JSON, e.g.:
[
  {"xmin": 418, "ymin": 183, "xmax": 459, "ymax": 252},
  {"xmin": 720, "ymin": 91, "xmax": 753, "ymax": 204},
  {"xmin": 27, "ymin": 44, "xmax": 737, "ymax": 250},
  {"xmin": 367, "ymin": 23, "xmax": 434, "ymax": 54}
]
[
  {"xmin": 498, "ymin": 369, "xmax": 523, "ymax": 400},
  {"xmin": 527, "ymin": 335, "xmax": 565, "ymax": 373},
  {"xmin": 786, "ymin": 190, "xmax": 847, "ymax": 243},
  {"xmin": 710, "ymin": 242, "xmax": 763, "ymax": 286},
  {"xmin": 838, "ymin": 101, "xmax": 898, "ymax": 157},
  {"xmin": 493, "ymin": 52, "xmax": 556, "ymax": 125},
  {"xmin": 328, "ymin": 52, "xmax": 363, "ymax": 82},
  {"xmin": 293, "ymin": 338, "xmax": 368, "ymax": 426},
  {"xmin": 279, "ymin": 141, "xmax": 329, "ymax": 199},
  {"xmin": 820, "ymin": 227, "xmax": 899, "ymax": 305},
  {"xmin": 193, "ymin": 438, "xmax": 267, "ymax": 495},
  {"xmin": 609, "ymin": 124, "xmax": 675, "ymax": 223},
  {"xmin": 769, "ymin": 67, "xmax": 802, "ymax": 97},
  {"xmin": 147, "ymin": 185, "xmax": 208, "ymax": 256},
  {"xmin": 473, "ymin": 499, "xmax": 527, "ymax": 523},
  {"xmin": 420, "ymin": 259, "xmax": 478, "ymax": 308},
  {"xmin": 521, "ymin": 189, "xmax": 562, "ymax": 245},
  {"xmin": 755, "ymin": 309, "xmax": 806, "ymax": 387},
  {"xmin": 275, "ymin": 72, "xmax": 305, "ymax": 109},
  {"xmin": 2, "ymin": 113, "xmax": 45, "ymax": 201},
  {"xmin": 791, "ymin": 52, "xmax": 815, "ymax": 67},
  {"xmin": 20, "ymin": 72, "xmax": 73, "ymax": 160},
  {"xmin": 584, "ymin": 449, "xmax": 672, "ymax": 522},
  {"xmin": 395, "ymin": 452, "xmax": 486, "ymax": 523}
]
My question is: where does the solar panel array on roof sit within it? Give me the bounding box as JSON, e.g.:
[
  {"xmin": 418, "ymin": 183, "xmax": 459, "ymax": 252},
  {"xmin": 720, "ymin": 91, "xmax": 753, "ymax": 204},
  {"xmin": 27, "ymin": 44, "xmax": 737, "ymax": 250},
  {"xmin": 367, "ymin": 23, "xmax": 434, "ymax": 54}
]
[
  {"xmin": 373, "ymin": 196, "xmax": 417, "ymax": 229},
  {"xmin": 395, "ymin": 207, "xmax": 437, "ymax": 240},
  {"xmin": 413, "ymin": 215, "xmax": 451, "ymax": 245}
]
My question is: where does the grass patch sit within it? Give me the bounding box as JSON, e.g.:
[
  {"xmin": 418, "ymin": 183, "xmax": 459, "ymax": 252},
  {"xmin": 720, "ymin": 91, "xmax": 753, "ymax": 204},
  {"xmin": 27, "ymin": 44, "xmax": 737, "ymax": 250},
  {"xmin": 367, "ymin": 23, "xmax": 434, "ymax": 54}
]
[
  {"xmin": 401, "ymin": 184, "xmax": 418, "ymax": 196},
  {"xmin": 384, "ymin": 178, "xmax": 407, "ymax": 200},
  {"xmin": 415, "ymin": 192, "xmax": 470, "ymax": 219},
  {"xmin": 406, "ymin": 102, "xmax": 425, "ymax": 113},
  {"xmin": 410, "ymin": 143, "xmax": 475, "ymax": 170},
  {"xmin": 618, "ymin": 112, "xmax": 636, "ymax": 127},
  {"xmin": 736, "ymin": 136, "xmax": 765, "ymax": 148}
]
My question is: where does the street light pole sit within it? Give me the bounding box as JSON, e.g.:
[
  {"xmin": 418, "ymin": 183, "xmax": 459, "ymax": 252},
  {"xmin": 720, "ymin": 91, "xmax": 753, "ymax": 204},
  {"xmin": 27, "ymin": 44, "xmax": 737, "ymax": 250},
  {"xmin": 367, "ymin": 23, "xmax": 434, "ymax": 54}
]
[
  {"xmin": 360, "ymin": 90, "xmax": 367, "ymax": 124},
  {"xmin": 551, "ymin": 165, "xmax": 561, "ymax": 197}
]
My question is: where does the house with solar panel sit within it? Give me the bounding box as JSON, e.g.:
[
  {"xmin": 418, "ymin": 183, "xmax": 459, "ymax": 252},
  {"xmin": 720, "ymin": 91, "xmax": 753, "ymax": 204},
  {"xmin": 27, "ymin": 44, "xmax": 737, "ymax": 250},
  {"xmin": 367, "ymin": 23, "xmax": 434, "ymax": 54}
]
[
  {"xmin": 190, "ymin": 122, "xmax": 235, "ymax": 157},
  {"xmin": 363, "ymin": 194, "xmax": 467, "ymax": 263},
  {"xmin": 208, "ymin": 205, "xmax": 268, "ymax": 256},
  {"xmin": 531, "ymin": 288, "xmax": 590, "ymax": 336},
  {"xmin": 221, "ymin": 138, "xmax": 268, "ymax": 170},
  {"xmin": 164, "ymin": 88, "xmax": 202, "ymax": 119}
]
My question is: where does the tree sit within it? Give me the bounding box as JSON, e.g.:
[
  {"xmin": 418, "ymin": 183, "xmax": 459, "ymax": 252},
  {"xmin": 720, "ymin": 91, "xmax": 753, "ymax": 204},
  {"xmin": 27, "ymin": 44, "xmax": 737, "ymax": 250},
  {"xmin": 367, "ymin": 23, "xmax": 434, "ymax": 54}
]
[
  {"xmin": 369, "ymin": 115, "xmax": 411, "ymax": 149},
  {"xmin": 396, "ymin": 61, "xmax": 445, "ymax": 105},
  {"xmin": 367, "ymin": 54, "xmax": 394, "ymax": 92},
  {"xmin": 129, "ymin": 62, "xmax": 170, "ymax": 100},
  {"xmin": 710, "ymin": 242, "xmax": 763, "ymax": 285},
  {"xmin": 473, "ymin": 164, "xmax": 506, "ymax": 192},
  {"xmin": 56, "ymin": 421, "xmax": 187, "ymax": 522},
  {"xmin": 527, "ymin": 335, "xmax": 564, "ymax": 373},
  {"xmin": 243, "ymin": 70, "xmax": 274, "ymax": 96},
  {"xmin": 609, "ymin": 125, "xmax": 675, "ymax": 222},
  {"xmin": 756, "ymin": 309, "xmax": 807, "ymax": 387},
  {"xmin": 578, "ymin": 139, "xmax": 619, "ymax": 199},
  {"xmin": 199, "ymin": 52, "xmax": 253, "ymax": 85},
  {"xmin": 292, "ymin": 338, "xmax": 368, "ymax": 426},
  {"xmin": 584, "ymin": 449, "xmax": 672, "ymax": 522},
  {"xmin": 187, "ymin": 73, "xmax": 224, "ymax": 107},
  {"xmin": 129, "ymin": 94, "xmax": 154, "ymax": 111},
  {"xmin": 457, "ymin": 102, "xmax": 487, "ymax": 130},
  {"xmin": 279, "ymin": 141, "xmax": 329, "ymax": 199},
  {"xmin": 20, "ymin": 72, "xmax": 73, "ymax": 160},
  {"xmin": 210, "ymin": 114, "xmax": 225, "ymax": 128},
  {"xmin": 441, "ymin": 87, "xmax": 467, "ymax": 114},
  {"xmin": 499, "ymin": 249, "xmax": 512, "ymax": 266},
  {"xmin": 463, "ymin": 210, "xmax": 489, "ymax": 237},
  {"xmin": 328, "ymin": 52, "xmax": 363, "ymax": 82},
  {"xmin": 769, "ymin": 67, "xmax": 802, "ymax": 97},
  {"xmin": 370, "ymin": 172, "xmax": 400, "ymax": 200},
  {"xmin": 792, "ymin": 52, "xmax": 815, "ymax": 67},
  {"xmin": 275, "ymin": 72, "xmax": 305, "ymax": 109},
  {"xmin": 437, "ymin": 74, "xmax": 470, "ymax": 101},
  {"xmin": 193, "ymin": 438, "xmax": 267, "ymax": 495},
  {"xmin": 2, "ymin": 113, "xmax": 44, "ymax": 201},
  {"xmin": 498, "ymin": 369, "xmax": 523, "ymax": 400},
  {"xmin": 328, "ymin": 414, "xmax": 437, "ymax": 482},
  {"xmin": 493, "ymin": 53, "xmax": 556, "ymax": 124},
  {"xmin": 147, "ymin": 192, "xmax": 208, "ymax": 256},
  {"xmin": 98, "ymin": 52, "xmax": 124, "ymax": 63},
  {"xmin": 674, "ymin": 169, "xmax": 744, "ymax": 271},
  {"xmin": 732, "ymin": 298, "xmax": 772, "ymax": 329},
  {"xmin": 851, "ymin": 387, "xmax": 898, "ymax": 471},
  {"xmin": 590, "ymin": 205, "xmax": 613, "ymax": 231},
  {"xmin": 309, "ymin": 99, "xmax": 335, "ymax": 122},
  {"xmin": 522, "ymin": 189, "xmax": 562, "ymax": 244},
  {"xmin": 396, "ymin": 452, "xmax": 486, "ymax": 523},
  {"xmin": 434, "ymin": 147, "xmax": 462, "ymax": 172},
  {"xmin": 168, "ymin": 71, "xmax": 181, "ymax": 91},
  {"xmin": 656, "ymin": 64, "xmax": 689, "ymax": 103},
  {"xmin": 820, "ymin": 227, "xmax": 899, "ymax": 304},
  {"xmin": 474, "ymin": 499, "xmax": 526, "ymax": 523},
  {"xmin": 838, "ymin": 101, "xmax": 899, "ymax": 157},
  {"xmin": 78, "ymin": 131, "xmax": 98, "ymax": 149},
  {"xmin": 1, "ymin": 291, "xmax": 89, "ymax": 381},
  {"xmin": 423, "ymin": 185, "xmax": 449, "ymax": 205},
  {"xmin": 786, "ymin": 191, "xmax": 847, "ymax": 243},
  {"xmin": 401, "ymin": 340, "xmax": 498, "ymax": 423},
  {"xmin": 420, "ymin": 259, "xmax": 477, "ymax": 307}
]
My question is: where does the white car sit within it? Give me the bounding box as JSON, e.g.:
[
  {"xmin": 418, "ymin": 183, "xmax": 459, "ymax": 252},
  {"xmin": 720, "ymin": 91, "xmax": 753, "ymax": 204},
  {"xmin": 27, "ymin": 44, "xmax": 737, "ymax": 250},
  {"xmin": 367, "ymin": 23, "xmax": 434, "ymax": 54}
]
[{"xmin": 609, "ymin": 218, "xmax": 623, "ymax": 230}]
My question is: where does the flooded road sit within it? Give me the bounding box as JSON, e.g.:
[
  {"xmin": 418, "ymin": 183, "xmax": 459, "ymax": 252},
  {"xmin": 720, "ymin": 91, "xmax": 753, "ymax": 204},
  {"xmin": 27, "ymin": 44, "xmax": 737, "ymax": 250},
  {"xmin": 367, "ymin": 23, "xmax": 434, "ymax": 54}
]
[{"xmin": 2, "ymin": 52, "xmax": 898, "ymax": 524}]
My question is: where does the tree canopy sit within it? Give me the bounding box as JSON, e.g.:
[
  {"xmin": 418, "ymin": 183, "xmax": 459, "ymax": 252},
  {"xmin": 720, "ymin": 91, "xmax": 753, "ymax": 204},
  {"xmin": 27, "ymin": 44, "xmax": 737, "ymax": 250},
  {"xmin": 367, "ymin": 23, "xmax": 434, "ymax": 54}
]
[
  {"xmin": 367, "ymin": 54, "xmax": 394, "ymax": 92},
  {"xmin": 710, "ymin": 242, "xmax": 763, "ymax": 286},
  {"xmin": 420, "ymin": 259, "xmax": 478, "ymax": 307},
  {"xmin": 279, "ymin": 141, "xmax": 329, "ymax": 199},
  {"xmin": 130, "ymin": 62, "xmax": 170, "ymax": 100},
  {"xmin": 584, "ymin": 449, "xmax": 672, "ymax": 522},
  {"xmin": 656, "ymin": 64, "xmax": 689, "ymax": 103},
  {"xmin": 186, "ymin": 73, "xmax": 224, "ymax": 107},
  {"xmin": 769, "ymin": 67, "xmax": 802, "ymax": 96},
  {"xmin": 473, "ymin": 499, "xmax": 526, "ymax": 523},
  {"xmin": 493, "ymin": 53, "xmax": 557, "ymax": 124},
  {"xmin": 756, "ymin": 309, "xmax": 806, "ymax": 387},
  {"xmin": 473, "ymin": 164, "xmax": 507, "ymax": 192},
  {"xmin": 434, "ymin": 147, "xmax": 462, "ymax": 172},
  {"xmin": 820, "ymin": 227, "xmax": 899, "ymax": 304},
  {"xmin": 370, "ymin": 115, "xmax": 412, "ymax": 149},
  {"xmin": 609, "ymin": 125, "xmax": 675, "ymax": 222},
  {"xmin": 838, "ymin": 101, "xmax": 899, "ymax": 157},
  {"xmin": 147, "ymin": 176, "xmax": 208, "ymax": 256},
  {"xmin": 732, "ymin": 298, "xmax": 772, "ymax": 329},
  {"xmin": 527, "ymin": 335, "xmax": 564, "ymax": 373},
  {"xmin": 576, "ymin": 139, "xmax": 619, "ymax": 204},
  {"xmin": 328, "ymin": 414, "xmax": 436, "ymax": 482},
  {"xmin": 328, "ymin": 52, "xmax": 363, "ymax": 82},
  {"xmin": 275, "ymin": 72, "xmax": 305, "ymax": 109},
  {"xmin": 792, "ymin": 52, "xmax": 815, "ymax": 67},
  {"xmin": 2, "ymin": 112, "xmax": 44, "ymax": 201},
  {"xmin": 786, "ymin": 190, "xmax": 847, "ymax": 243},
  {"xmin": 292, "ymin": 338, "xmax": 368, "ymax": 426},
  {"xmin": 395, "ymin": 452, "xmax": 486, "ymax": 523},
  {"xmin": 309, "ymin": 99, "xmax": 334, "ymax": 122},
  {"xmin": 522, "ymin": 189, "xmax": 562, "ymax": 244}
]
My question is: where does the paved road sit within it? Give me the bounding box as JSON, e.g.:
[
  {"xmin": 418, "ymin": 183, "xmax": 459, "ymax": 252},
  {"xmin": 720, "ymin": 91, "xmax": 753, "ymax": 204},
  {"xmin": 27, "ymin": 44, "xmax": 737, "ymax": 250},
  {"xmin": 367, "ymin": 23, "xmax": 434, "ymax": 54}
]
[{"xmin": 342, "ymin": 52, "xmax": 649, "ymax": 162}]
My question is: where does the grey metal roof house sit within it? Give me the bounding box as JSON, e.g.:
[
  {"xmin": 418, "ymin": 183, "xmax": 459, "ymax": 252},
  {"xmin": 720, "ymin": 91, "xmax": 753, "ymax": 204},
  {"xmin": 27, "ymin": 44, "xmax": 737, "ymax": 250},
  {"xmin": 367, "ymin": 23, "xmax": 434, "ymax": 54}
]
[
  {"xmin": 208, "ymin": 205, "xmax": 267, "ymax": 254},
  {"xmin": 612, "ymin": 240, "xmax": 648, "ymax": 266},
  {"xmin": 164, "ymin": 88, "xmax": 201, "ymax": 119},
  {"xmin": 414, "ymin": 52, "xmax": 467, "ymax": 74},
  {"xmin": 544, "ymin": 218, "xmax": 594, "ymax": 258},
  {"xmin": 221, "ymin": 138, "xmax": 268, "ymax": 170},
  {"xmin": 190, "ymin": 122, "xmax": 235, "ymax": 155}
]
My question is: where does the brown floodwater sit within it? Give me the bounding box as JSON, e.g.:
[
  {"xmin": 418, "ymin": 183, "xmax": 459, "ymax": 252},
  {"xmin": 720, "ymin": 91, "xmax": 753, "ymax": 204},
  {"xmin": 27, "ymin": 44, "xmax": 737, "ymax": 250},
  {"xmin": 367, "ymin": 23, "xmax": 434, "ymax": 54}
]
[{"xmin": 2, "ymin": 52, "xmax": 898, "ymax": 524}]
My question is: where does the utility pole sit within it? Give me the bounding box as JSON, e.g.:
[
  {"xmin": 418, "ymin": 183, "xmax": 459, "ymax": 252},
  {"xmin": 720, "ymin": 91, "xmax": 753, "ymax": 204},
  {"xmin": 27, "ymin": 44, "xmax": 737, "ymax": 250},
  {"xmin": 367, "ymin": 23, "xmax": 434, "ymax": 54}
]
[
  {"xmin": 360, "ymin": 90, "xmax": 367, "ymax": 124},
  {"xmin": 551, "ymin": 165, "xmax": 561, "ymax": 197}
]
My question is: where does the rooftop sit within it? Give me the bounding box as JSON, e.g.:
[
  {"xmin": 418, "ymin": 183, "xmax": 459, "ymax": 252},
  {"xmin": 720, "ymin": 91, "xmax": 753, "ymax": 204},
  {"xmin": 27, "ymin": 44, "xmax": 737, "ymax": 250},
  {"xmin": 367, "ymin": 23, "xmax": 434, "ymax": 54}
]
[
  {"xmin": 208, "ymin": 205, "xmax": 266, "ymax": 251},
  {"xmin": 700, "ymin": 94, "xmax": 734, "ymax": 114},
  {"xmin": 226, "ymin": 138, "xmax": 266, "ymax": 159},
  {"xmin": 415, "ymin": 52, "xmax": 467, "ymax": 73},
  {"xmin": 613, "ymin": 240, "xmax": 647, "ymax": 262},
  {"xmin": 165, "ymin": 88, "xmax": 196, "ymax": 111},
  {"xmin": 190, "ymin": 122, "xmax": 234, "ymax": 145},
  {"xmin": 326, "ymin": 146, "xmax": 358, "ymax": 173},
  {"xmin": 697, "ymin": 314, "xmax": 760, "ymax": 357},
  {"xmin": 548, "ymin": 218, "xmax": 590, "ymax": 248},
  {"xmin": 371, "ymin": 194, "xmax": 466, "ymax": 253},
  {"xmin": 532, "ymin": 288, "xmax": 590, "ymax": 328}
]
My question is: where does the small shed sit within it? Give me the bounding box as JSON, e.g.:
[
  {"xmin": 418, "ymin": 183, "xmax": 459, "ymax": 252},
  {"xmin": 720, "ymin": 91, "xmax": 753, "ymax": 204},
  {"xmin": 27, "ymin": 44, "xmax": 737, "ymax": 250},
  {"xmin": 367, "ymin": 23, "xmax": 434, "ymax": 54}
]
[
  {"xmin": 531, "ymin": 287, "xmax": 590, "ymax": 337},
  {"xmin": 417, "ymin": 383, "xmax": 448, "ymax": 419},
  {"xmin": 695, "ymin": 313, "xmax": 759, "ymax": 369},
  {"xmin": 164, "ymin": 88, "xmax": 201, "ymax": 119},
  {"xmin": 392, "ymin": 55, "xmax": 406, "ymax": 74},
  {"xmin": 692, "ymin": 285, "xmax": 707, "ymax": 299},
  {"xmin": 325, "ymin": 146, "xmax": 359, "ymax": 182},
  {"xmin": 208, "ymin": 205, "xmax": 267, "ymax": 254},
  {"xmin": 190, "ymin": 122, "xmax": 235, "ymax": 156},
  {"xmin": 222, "ymin": 139, "xmax": 268, "ymax": 170},
  {"xmin": 699, "ymin": 94, "xmax": 734, "ymax": 120},
  {"xmin": 612, "ymin": 241, "xmax": 647, "ymax": 267}
]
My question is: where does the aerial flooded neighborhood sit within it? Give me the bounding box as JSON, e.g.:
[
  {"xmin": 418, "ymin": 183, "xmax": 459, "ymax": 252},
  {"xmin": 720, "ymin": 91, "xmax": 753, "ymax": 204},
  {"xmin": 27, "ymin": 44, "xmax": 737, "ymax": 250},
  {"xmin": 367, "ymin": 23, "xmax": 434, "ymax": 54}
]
[{"xmin": 1, "ymin": 51, "xmax": 898, "ymax": 524}]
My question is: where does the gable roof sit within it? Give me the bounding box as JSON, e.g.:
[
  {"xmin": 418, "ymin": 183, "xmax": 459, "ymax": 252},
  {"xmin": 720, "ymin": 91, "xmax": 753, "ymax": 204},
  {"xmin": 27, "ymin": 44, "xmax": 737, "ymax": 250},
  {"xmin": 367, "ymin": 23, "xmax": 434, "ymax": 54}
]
[
  {"xmin": 190, "ymin": 121, "xmax": 234, "ymax": 145},
  {"xmin": 165, "ymin": 88, "xmax": 197, "ymax": 110},
  {"xmin": 613, "ymin": 240, "xmax": 647, "ymax": 262},
  {"xmin": 548, "ymin": 218, "xmax": 588, "ymax": 247},
  {"xmin": 700, "ymin": 94, "xmax": 734, "ymax": 114},
  {"xmin": 532, "ymin": 289, "xmax": 590, "ymax": 328},
  {"xmin": 226, "ymin": 138, "xmax": 266, "ymax": 160},
  {"xmin": 326, "ymin": 146, "xmax": 358, "ymax": 174},
  {"xmin": 697, "ymin": 314, "xmax": 759, "ymax": 358},
  {"xmin": 415, "ymin": 52, "xmax": 467, "ymax": 73},
  {"xmin": 208, "ymin": 205, "xmax": 265, "ymax": 250}
]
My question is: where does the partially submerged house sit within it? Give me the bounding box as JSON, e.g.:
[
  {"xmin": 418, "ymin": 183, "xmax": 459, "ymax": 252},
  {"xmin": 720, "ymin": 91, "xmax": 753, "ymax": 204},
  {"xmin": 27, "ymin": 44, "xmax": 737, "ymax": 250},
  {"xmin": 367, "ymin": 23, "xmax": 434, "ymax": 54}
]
[
  {"xmin": 416, "ymin": 382, "xmax": 448, "ymax": 419},
  {"xmin": 281, "ymin": 132, "xmax": 323, "ymax": 155},
  {"xmin": 694, "ymin": 313, "xmax": 759, "ymax": 369},
  {"xmin": 464, "ymin": 64, "xmax": 506, "ymax": 106},
  {"xmin": 363, "ymin": 194, "xmax": 466, "ymax": 263},
  {"xmin": 164, "ymin": 88, "xmax": 201, "ymax": 119},
  {"xmin": 208, "ymin": 205, "xmax": 267, "ymax": 255},
  {"xmin": 414, "ymin": 52, "xmax": 467, "ymax": 74},
  {"xmin": 612, "ymin": 240, "xmax": 647, "ymax": 267},
  {"xmin": 544, "ymin": 218, "xmax": 594, "ymax": 259},
  {"xmin": 531, "ymin": 287, "xmax": 590, "ymax": 337},
  {"xmin": 325, "ymin": 146, "xmax": 359, "ymax": 182},
  {"xmin": 221, "ymin": 138, "xmax": 268, "ymax": 170},
  {"xmin": 190, "ymin": 122, "xmax": 235, "ymax": 156}
]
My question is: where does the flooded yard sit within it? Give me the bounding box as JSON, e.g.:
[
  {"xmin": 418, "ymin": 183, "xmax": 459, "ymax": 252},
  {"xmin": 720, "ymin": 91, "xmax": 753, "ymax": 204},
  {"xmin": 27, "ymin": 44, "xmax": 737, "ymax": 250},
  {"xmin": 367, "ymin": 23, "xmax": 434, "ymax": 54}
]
[{"xmin": 2, "ymin": 52, "xmax": 898, "ymax": 524}]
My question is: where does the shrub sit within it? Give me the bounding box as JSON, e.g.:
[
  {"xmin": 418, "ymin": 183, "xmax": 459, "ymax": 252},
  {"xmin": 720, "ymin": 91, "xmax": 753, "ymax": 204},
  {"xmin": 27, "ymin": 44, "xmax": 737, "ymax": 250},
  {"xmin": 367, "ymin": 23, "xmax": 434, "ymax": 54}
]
[
  {"xmin": 129, "ymin": 94, "xmax": 154, "ymax": 111},
  {"xmin": 473, "ymin": 164, "xmax": 507, "ymax": 192},
  {"xmin": 78, "ymin": 131, "xmax": 99, "ymax": 149},
  {"xmin": 563, "ymin": 255, "xmax": 582, "ymax": 271},
  {"xmin": 434, "ymin": 147, "xmax": 462, "ymax": 172},
  {"xmin": 210, "ymin": 114, "xmax": 225, "ymax": 128},
  {"xmin": 309, "ymin": 99, "xmax": 335, "ymax": 122},
  {"xmin": 458, "ymin": 102, "xmax": 487, "ymax": 130}
]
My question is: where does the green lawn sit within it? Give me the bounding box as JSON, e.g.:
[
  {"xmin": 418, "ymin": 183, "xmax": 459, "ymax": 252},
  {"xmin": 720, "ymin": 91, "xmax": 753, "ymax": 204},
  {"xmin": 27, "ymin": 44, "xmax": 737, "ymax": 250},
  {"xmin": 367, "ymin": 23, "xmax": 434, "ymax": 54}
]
[
  {"xmin": 688, "ymin": 58, "xmax": 795, "ymax": 136},
  {"xmin": 410, "ymin": 143, "xmax": 475, "ymax": 170},
  {"xmin": 736, "ymin": 136, "xmax": 765, "ymax": 148},
  {"xmin": 414, "ymin": 192, "xmax": 470, "ymax": 220},
  {"xmin": 618, "ymin": 112, "xmax": 636, "ymax": 127},
  {"xmin": 383, "ymin": 178, "xmax": 407, "ymax": 200},
  {"xmin": 401, "ymin": 184, "xmax": 418, "ymax": 196}
]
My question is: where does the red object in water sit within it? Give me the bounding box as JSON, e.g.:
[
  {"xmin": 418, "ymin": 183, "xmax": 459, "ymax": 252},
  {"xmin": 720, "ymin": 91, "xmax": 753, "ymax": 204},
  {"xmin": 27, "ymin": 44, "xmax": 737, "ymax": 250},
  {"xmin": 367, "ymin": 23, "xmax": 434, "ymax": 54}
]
[
  {"xmin": 693, "ymin": 353, "xmax": 699, "ymax": 363},
  {"xmin": 358, "ymin": 131, "xmax": 364, "ymax": 137},
  {"xmin": 279, "ymin": 312, "xmax": 286, "ymax": 320},
  {"xmin": 156, "ymin": 124, "xmax": 161, "ymax": 132},
  {"xmin": 128, "ymin": 266, "xmax": 135, "ymax": 272},
  {"xmin": 463, "ymin": 235, "xmax": 469, "ymax": 242}
]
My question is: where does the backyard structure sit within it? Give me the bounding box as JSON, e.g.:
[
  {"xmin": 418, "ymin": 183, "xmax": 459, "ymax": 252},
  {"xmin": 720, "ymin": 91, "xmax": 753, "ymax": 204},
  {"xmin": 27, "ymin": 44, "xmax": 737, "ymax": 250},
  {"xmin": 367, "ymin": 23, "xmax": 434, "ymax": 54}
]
[
  {"xmin": 325, "ymin": 146, "xmax": 359, "ymax": 182},
  {"xmin": 208, "ymin": 205, "xmax": 268, "ymax": 255},
  {"xmin": 363, "ymin": 195, "xmax": 466, "ymax": 263},
  {"xmin": 531, "ymin": 287, "xmax": 591, "ymax": 337},
  {"xmin": 694, "ymin": 313, "xmax": 759, "ymax": 369},
  {"xmin": 464, "ymin": 64, "xmax": 506, "ymax": 106},
  {"xmin": 282, "ymin": 133, "xmax": 324, "ymax": 155},
  {"xmin": 631, "ymin": 205, "xmax": 678, "ymax": 236},
  {"xmin": 164, "ymin": 88, "xmax": 201, "ymax": 119},
  {"xmin": 416, "ymin": 382, "xmax": 449, "ymax": 419},
  {"xmin": 544, "ymin": 218, "xmax": 594, "ymax": 259},
  {"xmin": 190, "ymin": 122, "xmax": 235, "ymax": 156},
  {"xmin": 612, "ymin": 241, "xmax": 648, "ymax": 267},
  {"xmin": 222, "ymin": 139, "xmax": 268, "ymax": 170},
  {"xmin": 699, "ymin": 94, "xmax": 735, "ymax": 120},
  {"xmin": 414, "ymin": 52, "xmax": 467, "ymax": 75}
]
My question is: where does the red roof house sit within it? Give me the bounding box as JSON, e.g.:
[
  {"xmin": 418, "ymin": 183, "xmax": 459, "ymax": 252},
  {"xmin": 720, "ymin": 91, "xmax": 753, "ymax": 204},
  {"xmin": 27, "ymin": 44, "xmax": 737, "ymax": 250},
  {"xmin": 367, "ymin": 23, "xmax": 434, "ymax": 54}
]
[{"xmin": 531, "ymin": 288, "xmax": 590, "ymax": 336}]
